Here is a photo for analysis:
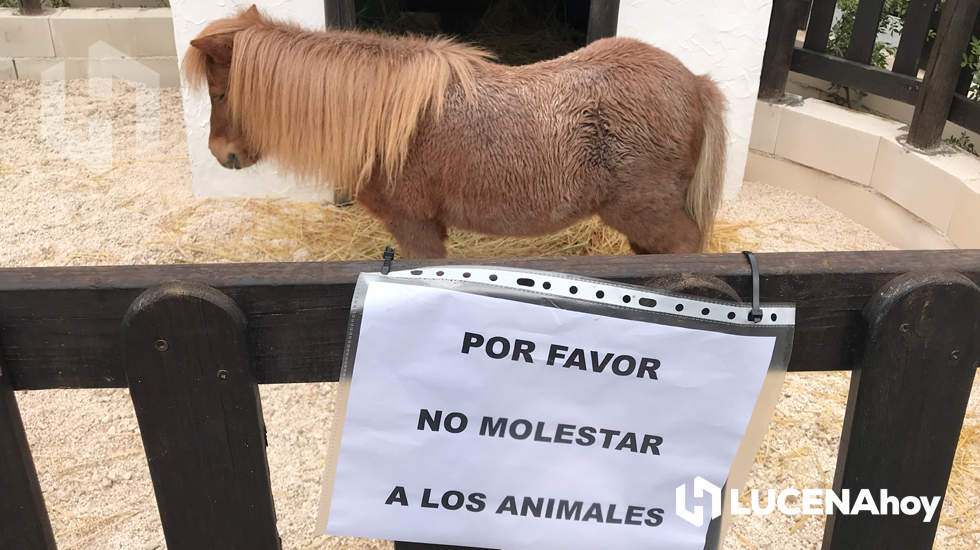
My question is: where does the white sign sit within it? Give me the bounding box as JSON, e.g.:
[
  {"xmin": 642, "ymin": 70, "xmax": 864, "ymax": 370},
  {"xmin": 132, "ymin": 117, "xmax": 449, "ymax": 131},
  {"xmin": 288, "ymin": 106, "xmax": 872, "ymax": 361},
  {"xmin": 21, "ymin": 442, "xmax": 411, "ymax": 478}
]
[{"xmin": 319, "ymin": 269, "xmax": 793, "ymax": 549}]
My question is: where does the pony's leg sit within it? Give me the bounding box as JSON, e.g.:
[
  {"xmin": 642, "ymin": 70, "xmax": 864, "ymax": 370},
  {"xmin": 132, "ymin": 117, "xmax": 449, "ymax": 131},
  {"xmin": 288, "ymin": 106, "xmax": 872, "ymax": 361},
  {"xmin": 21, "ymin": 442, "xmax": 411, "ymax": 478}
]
[
  {"xmin": 384, "ymin": 217, "xmax": 448, "ymax": 259},
  {"xmin": 600, "ymin": 201, "xmax": 701, "ymax": 255}
]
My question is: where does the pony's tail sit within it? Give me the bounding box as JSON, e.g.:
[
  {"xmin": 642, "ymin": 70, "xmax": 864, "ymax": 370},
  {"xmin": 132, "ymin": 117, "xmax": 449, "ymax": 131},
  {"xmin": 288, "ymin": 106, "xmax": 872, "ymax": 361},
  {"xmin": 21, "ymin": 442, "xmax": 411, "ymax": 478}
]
[{"xmin": 686, "ymin": 75, "xmax": 727, "ymax": 252}]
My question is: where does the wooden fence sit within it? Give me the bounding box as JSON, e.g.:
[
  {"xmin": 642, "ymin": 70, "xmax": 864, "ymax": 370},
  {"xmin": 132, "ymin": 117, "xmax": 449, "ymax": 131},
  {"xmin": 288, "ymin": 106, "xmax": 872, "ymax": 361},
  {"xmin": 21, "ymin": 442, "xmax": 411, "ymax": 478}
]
[
  {"xmin": 761, "ymin": 0, "xmax": 980, "ymax": 148},
  {"xmin": 1, "ymin": 250, "xmax": 978, "ymax": 549}
]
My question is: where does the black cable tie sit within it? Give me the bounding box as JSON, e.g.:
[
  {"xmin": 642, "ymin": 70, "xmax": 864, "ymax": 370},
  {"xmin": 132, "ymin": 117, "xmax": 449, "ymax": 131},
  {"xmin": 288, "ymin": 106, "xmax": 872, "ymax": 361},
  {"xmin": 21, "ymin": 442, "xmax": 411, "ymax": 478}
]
[
  {"xmin": 381, "ymin": 246, "xmax": 395, "ymax": 275},
  {"xmin": 742, "ymin": 251, "xmax": 764, "ymax": 323}
]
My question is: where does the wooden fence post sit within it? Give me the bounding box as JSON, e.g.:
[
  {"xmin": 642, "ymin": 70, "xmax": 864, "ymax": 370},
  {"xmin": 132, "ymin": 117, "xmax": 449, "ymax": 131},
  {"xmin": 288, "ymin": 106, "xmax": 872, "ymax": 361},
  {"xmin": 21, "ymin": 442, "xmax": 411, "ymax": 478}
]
[
  {"xmin": 123, "ymin": 283, "xmax": 280, "ymax": 550},
  {"xmin": 908, "ymin": 0, "xmax": 980, "ymax": 148},
  {"xmin": 845, "ymin": 0, "xmax": 887, "ymax": 64},
  {"xmin": 759, "ymin": 0, "xmax": 809, "ymax": 100},
  {"xmin": 324, "ymin": 0, "xmax": 355, "ymax": 29},
  {"xmin": 586, "ymin": 0, "xmax": 621, "ymax": 44},
  {"xmin": 822, "ymin": 272, "xmax": 980, "ymax": 549},
  {"xmin": 0, "ymin": 355, "xmax": 57, "ymax": 550},
  {"xmin": 18, "ymin": 0, "xmax": 42, "ymax": 15}
]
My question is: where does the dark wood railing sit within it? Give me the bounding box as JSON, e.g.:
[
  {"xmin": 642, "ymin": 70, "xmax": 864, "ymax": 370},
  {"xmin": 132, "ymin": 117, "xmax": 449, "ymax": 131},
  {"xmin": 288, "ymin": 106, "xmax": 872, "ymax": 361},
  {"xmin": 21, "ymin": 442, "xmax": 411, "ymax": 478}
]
[
  {"xmin": 762, "ymin": 0, "xmax": 980, "ymax": 148},
  {"xmin": 1, "ymin": 251, "xmax": 978, "ymax": 550}
]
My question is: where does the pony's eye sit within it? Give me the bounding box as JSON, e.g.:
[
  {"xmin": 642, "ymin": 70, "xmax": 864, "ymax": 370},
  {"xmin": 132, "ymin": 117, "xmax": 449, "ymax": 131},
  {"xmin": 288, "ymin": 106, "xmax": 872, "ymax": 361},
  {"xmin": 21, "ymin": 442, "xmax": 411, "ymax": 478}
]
[{"xmin": 211, "ymin": 93, "xmax": 226, "ymax": 102}]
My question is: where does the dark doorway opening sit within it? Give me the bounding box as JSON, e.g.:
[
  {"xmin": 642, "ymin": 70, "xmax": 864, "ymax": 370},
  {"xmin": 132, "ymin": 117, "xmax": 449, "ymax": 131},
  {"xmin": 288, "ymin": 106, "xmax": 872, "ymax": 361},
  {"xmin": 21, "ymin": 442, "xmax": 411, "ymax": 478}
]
[{"xmin": 326, "ymin": 0, "xmax": 619, "ymax": 65}]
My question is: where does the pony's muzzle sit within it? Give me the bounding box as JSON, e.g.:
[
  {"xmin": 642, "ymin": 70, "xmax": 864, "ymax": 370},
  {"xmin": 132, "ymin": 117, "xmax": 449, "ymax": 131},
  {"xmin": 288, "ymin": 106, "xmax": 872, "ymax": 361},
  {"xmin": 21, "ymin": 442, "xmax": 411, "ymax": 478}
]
[{"xmin": 222, "ymin": 153, "xmax": 241, "ymax": 170}]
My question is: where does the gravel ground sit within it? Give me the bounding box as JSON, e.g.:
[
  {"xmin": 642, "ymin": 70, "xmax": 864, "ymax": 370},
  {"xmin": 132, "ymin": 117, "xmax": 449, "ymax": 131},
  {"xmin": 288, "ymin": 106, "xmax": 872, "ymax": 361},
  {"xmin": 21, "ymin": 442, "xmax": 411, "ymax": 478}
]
[{"xmin": 1, "ymin": 78, "xmax": 977, "ymax": 550}]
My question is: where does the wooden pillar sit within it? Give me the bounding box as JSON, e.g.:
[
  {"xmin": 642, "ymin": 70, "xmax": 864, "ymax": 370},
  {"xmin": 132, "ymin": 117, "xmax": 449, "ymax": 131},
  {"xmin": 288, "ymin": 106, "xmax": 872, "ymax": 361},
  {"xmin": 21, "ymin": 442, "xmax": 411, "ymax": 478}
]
[
  {"xmin": 19, "ymin": 0, "xmax": 42, "ymax": 15},
  {"xmin": 892, "ymin": 0, "xmax": 940, "ymax": 76},
  {"xmin": 123, "ymin": 283, "xmax": 280, "ymax": 550},
  {"xmin": 822, "ymin": 272, "xmax": 980, "ymax": 549},
  {"xmin": 586, "ymin": 0, "xmax": 621, "ymax": 43},
  {"xmin": 844, "ymin": 0, "xmax": 887, "ymax": 64},
  {"xmin": 954, "ymin": 12, "xmax": 980, "ymax": 94},
  {"xmin": 803, "ymin": 0, "xmax": 839, "ymax": 53},
  {"xmin": 0, "ymin": 355, "xmax": 57, "ymax": 550},
  {"xmin": 324, "ymin": 0, "xmax": 355, "ymax": 29},
  {"xmin": 908, "ymin": 0, "xmax": 980, "ymax": 149},
  {"xmin": 759, "ymin": 0, "xmax": 809, "ymax": 100}
]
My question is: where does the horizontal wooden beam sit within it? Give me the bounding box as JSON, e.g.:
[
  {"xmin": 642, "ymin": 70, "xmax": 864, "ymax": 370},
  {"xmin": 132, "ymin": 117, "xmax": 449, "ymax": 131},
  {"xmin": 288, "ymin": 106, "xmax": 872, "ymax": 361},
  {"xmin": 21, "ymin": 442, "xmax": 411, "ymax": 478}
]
[
  {"xmin": 792, "ymin": 48, "xmax": 921, "ymax": 103},
  {"xmin": 791, "ymin": 48, "xmax": 980, "ymax": 134},
  {"xmin": 2, "ymin": 250, "xmax": 978, "ymax": 390},
  {"xmin": 948, "ymin": 93, "xmax": 980, "ymax": 134}
]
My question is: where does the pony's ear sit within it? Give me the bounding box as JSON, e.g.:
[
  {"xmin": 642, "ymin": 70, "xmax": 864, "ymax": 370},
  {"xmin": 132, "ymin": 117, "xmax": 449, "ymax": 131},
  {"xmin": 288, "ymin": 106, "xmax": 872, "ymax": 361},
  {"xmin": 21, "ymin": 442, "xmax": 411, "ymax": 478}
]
[
  {"xmin": 189, "ymin": 32, "xmax": 235, "ymax": 65},
  {"xmin": 243, "ymin": 4, "xmax": 260, "ymax": 19}
]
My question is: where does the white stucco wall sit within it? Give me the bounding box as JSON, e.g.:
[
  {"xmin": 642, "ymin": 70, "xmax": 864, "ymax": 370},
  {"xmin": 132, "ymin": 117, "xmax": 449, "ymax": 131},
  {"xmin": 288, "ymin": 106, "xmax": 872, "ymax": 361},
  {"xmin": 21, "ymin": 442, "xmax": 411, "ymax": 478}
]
[
  {"xmin": 618, "ymin": 0, "xmax": 774, "ymax": 198},
  {"xmin": 171, "ymin": 0, "xmax": 332, "ymax": 200}
]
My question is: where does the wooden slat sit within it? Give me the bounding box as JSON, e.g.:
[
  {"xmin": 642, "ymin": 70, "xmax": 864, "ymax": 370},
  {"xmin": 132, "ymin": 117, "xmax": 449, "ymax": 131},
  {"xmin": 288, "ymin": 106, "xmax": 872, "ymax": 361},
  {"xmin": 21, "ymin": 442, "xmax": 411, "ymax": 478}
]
[
  {"xmin": 2, "ymin": 251, "xmax": 979, "ymax": 390},
  {"xmin": 324, "ymin": 0, "xmax": 355, "ymax": 28},
  {"xmin": 846, "ymin": 0, "xmax": 888, "ymax": 64},
  {"xmin": 909, "ymin": 0, "xmax": 980, "ymax": 148},
  {"xmin": 798, "ymin": 0, "xmax": 814, "ymax": 30},
  {"xmin": 760, "ymin": 0, "xmax": 810, "ymax": 99},
  {"xmin": 586, "ymin": 0, "xmax": 620, "ymax": 43},
  {"xmin": 19, "ymin": 0, "xmax": 42, "ymax": 15},
  {"xmin": 803, "ymin": 0, "xmax": 839, "ymax": 53},
  {"xmin": 949, "ymin": 93, "xmax": 980, "ymax": 133},
  {"xmin": 892, "ymin": 0, "xmax": 939, "ymax": 76},
  {"xmin": 792, "ymin": 47, "xmax": 921, "ymax": 103},
  {"xmin": 792, "ymin": 48, "xmax": 980, "ymax": 134},
  {"xmin": 954, "ymin": 12, "xmax": 980, "ymax": 94},
  {"xmin": 822, "ymin": 273, "xmax": 980, "ymax": 549},
  {"xmin": 0, "ymin": 355, "xmax": 57, "ymax": 550},
  {"xmin": 124, "ymin": 283, "xmax": 280, "ymax": 550}
]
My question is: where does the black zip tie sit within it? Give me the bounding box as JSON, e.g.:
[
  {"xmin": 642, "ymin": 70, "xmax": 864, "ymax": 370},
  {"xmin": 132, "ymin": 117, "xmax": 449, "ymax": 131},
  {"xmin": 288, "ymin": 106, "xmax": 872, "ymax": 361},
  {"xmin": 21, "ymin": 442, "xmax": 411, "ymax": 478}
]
[
  {"xmin": 381, "ymin": 246, "xmax": 395, "ymax": 275},
  {"xmin": 742, "ymin": 251, "xmax": 763, "ymax": 323}
]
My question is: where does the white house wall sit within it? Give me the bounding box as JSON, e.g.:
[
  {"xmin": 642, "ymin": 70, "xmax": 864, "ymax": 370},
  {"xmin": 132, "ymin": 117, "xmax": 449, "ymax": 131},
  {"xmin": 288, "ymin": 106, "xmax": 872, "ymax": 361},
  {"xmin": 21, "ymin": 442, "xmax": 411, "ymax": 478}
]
[{"xmin": 618, "ymin": 0, "xmax": 774, "ymax": 198}]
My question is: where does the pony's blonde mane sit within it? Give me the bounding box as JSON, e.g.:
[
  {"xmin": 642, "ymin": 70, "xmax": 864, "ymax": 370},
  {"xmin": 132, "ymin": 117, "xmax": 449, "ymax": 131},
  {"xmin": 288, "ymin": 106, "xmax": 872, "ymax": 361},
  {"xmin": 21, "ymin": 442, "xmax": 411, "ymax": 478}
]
[
  {"xmin": 182, "ymin": 14, "xmax": 258, "ymax": 89},
  {"xmin": 185, "ymin": 10, "xmax": 492, "ymax": 195}
]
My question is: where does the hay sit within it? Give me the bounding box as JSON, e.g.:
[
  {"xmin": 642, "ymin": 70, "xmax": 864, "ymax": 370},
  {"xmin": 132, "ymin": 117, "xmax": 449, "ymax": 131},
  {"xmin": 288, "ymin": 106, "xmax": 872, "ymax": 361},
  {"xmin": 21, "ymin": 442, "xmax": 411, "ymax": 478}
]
[{"xmin": 152, "ymin": 198, "xmax": 757, "ymax": 264}]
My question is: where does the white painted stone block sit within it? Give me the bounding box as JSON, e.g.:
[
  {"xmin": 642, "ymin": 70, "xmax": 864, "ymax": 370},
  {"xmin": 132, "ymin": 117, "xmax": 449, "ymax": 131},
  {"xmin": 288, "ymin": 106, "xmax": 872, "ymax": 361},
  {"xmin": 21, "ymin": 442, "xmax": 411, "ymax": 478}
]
[
  {"xmin": 113, "ymin": 0, "xmax": 170, "ymax": 7},
  {"xmin": 67, "ymin": 0, "xmax": 115, "ymax": 7},
  {"xmin": 12, "ymin": 55, "xmax": 177, "ymax": 87},
  {"xmin": 92, "ymin": 56, "xmax": 178, "ymax": 87},
  {"xmin": 948, "ymin": 183, "xmax": 980, "ymax": 249},
  {"xmin": 13, "ymin": 57, "xmax": 89, "ymax": 80},
  {"xmin": 871, "ymin": 138, "xmax": 964, "ymax": 232},
  {"xmin": 49, "ymin": 8, "xmax": 175, "ymax": 58},
  {"xmin": 0, "ymin": 8, "xmax": 55, "ymax": 57},
  {"xmin": 775, "ymin": 99, "xmax": 906, "ymax": 186},
  {"xmin": 749, "ymin": 101, "xmax": 783, "ymax": 155},
  {"xmin": 745, "ymin": 152, "xmax": 954, "ymax": 250},
  {"xmin": 0, "ymin": 57, "xmax": 15, "ymax": 79},
  {"xmin": 618, "ymin": 0, "xmax": 774, "ymax": 199}
]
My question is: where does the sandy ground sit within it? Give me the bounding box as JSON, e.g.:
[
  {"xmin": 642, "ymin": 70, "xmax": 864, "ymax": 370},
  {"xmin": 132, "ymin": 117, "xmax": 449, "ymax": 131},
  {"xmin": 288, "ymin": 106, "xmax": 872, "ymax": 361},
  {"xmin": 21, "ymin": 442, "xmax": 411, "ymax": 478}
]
[{"xmin": 1, "ymin": 78, "xmax": 977, "ymax": 550}]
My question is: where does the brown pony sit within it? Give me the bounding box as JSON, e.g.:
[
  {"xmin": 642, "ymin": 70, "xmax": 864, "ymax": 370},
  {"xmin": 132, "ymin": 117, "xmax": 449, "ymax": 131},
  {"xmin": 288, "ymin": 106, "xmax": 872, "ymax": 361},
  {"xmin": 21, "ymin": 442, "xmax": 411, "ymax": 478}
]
[{"xmin": 184, "ymin": 5, "xmax": 727, "ymax": 258}]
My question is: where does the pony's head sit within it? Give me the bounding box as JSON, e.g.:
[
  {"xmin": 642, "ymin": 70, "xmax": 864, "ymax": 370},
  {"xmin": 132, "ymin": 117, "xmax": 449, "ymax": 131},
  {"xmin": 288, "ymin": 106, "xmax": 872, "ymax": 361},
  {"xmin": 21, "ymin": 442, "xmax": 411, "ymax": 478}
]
[
  {"xmin": 183, "ymin": 6, "xmax": 490, "ymax": 195},
  {"xmin": 183, "ymin": 5, "xmax": 263, "ymax": 170}
]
